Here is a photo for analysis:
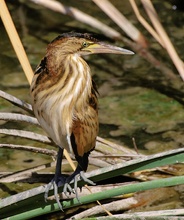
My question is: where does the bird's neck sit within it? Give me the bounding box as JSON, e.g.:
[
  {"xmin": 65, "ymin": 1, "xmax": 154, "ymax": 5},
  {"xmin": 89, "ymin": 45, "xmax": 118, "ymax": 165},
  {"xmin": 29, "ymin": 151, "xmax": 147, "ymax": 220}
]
[{"xmin": 46, "ymin": 52, "xmax": 92, "ymax": 101}]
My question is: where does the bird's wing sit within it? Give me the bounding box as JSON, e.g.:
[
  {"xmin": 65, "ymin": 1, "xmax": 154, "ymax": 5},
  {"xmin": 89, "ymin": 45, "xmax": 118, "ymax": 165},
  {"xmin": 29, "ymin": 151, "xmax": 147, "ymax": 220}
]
[
  {"xmin": 71, "ymin": 82, "xmax": 98, "ymax": 157},
  {"xmin": 71, "ymin": 106, "xmax": 98, "ymax": 157}
]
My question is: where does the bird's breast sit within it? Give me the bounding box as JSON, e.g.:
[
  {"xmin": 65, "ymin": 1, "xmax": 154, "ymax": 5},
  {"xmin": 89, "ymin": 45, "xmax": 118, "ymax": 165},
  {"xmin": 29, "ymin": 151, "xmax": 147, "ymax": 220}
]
[{"xmin": 31, "ymin": 56, "xmax": 96, "ymax": 154}]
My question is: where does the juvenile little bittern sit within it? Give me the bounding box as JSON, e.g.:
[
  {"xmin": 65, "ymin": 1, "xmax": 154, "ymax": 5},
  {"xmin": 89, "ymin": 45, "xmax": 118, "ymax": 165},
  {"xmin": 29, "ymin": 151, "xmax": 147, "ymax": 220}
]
[{"xmin": 30, "ymin": 32, "xmax": 134, "ymax": 209}]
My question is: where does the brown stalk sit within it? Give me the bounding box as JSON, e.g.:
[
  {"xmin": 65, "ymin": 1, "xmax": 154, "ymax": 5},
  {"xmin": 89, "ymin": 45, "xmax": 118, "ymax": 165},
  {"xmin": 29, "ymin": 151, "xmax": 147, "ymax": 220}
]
[
  {"xmin": 92, "ymin": 0, "xmax": 147, "ymax": 48},
  {"xmin": 0, "ymin": 0, "xmax": 33, "ymax": 84},
  {"xmin": 0, "ymin": 162, "xmax": 55, "ymax": 183},
  {"xmin": 129, "ymin": 0, "xmax": 165, "ymax": 48},
  {"xmin": 141, "ymin": 0, "xmax": 184, "ymax": 80},
  {"xmin": 29, "ymin": 0, "xmax": 122, "ymax": 40},
  {"xmin": 0, "ymin": 144, "xmax": 57, "ymax": 156}
]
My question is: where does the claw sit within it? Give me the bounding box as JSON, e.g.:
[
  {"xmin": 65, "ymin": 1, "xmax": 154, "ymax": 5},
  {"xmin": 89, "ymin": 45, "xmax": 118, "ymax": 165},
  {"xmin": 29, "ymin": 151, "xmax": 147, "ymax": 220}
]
[
  {"xmin": 53, "ymin": 181, "xmax": 63, "ymax": 211},
  {"xmin": 44, "ymin": 181, "xmax": 53, "ymax": 202},
  {"xmin": 74, "ymin": 174, "xmax": 80, "ymax": 202},
  {"xmin": 62, "ymin": 170, "xmax": 95, "ymax": 203},
  {"xmin": 79, "ymin": 171, "xmax": 96, "ymax": 186},
  {"xmin": 63, "ymin": 183, "xmax": 75, "ymax": 197},
  {"xmin": 63, "ymin": 174, "xmax": 80, "ymax": 202},
  {"xmin": 44, "ymin": 176, "xmax": 66, "ymax": 211}
]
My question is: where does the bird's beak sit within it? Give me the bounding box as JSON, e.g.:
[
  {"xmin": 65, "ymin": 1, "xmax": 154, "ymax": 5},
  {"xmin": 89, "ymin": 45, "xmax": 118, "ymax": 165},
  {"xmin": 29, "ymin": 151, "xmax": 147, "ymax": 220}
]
[{"xmin": 84, "ymin": 42, "xmax": 134, "ymax": 55}]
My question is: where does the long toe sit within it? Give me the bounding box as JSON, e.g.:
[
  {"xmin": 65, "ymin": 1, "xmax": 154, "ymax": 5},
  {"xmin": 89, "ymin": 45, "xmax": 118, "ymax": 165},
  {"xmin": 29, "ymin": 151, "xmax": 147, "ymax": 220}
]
[
  {"xmin": 62, "ymin": 172, "xmax": 95, "ymax": 203},
  {"xmin": 74, "ymin": 174, "xmax": 81, "ymax": 203},
  {"xmin": 80, "ymin": 171, "xmax": 96, "ymax": 186},
  {"xmin": 44, "ymin": 180, "xmax": 54, "ymax": 202},
  {"xmin": 63, "ymin": 182, "xmax": 75, "ymax": 197},
  {"xmin": 53, "ymin": 181, "xmax": 63, "ymax": 211},
  {"xmin": 44, "ymin": 175, "xmax": 66, "ymax": 211},
  {"xmin": 62, "ymin": 174, "xmax": 80, "ymax": 202},
  {"xmin": 44, "ymin": 180, "xmax": 64, "ymax": 211}
]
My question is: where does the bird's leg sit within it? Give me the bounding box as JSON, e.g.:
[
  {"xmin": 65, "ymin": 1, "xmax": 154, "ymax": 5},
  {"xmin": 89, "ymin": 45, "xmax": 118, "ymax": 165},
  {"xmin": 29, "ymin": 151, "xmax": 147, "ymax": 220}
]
[
  {"xmin": 44, "ymin": 147, "xmax": 65, "ymax": 210},
  {"xmin": 63, "ymin": 153, "xmax": 95, "ymax": 202}
]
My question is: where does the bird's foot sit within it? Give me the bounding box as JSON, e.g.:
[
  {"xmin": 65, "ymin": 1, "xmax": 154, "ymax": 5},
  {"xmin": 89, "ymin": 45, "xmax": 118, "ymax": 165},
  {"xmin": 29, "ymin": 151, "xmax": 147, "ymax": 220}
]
[
  {"xmin": 63, "ymin": 171, "xmax": 95, "ymax": 202},
  {"xmin": 44, "ymin": 171, "xmax": 95, "ymax": 210},
  {"xmin": 44, "ymin": 175, "xmax": 66, "ymax": 211}
]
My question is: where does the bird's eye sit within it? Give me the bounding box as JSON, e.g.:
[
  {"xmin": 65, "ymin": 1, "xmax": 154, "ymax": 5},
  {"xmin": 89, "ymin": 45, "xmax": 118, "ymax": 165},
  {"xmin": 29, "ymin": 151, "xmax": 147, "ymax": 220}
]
[{"xmin": 82, "ymin": 42, "xmax": 89, "ymax": 48}]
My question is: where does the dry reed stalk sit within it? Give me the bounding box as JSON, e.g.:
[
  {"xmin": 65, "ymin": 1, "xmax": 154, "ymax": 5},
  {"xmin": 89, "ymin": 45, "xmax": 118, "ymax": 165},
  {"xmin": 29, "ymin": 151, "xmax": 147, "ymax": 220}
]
[
  {"xmin": 141, "ymin": 0, "xmax": 184, "ymax": 80},
  {"xmin": 0, "ymin": 0, "xmax": 33, "ymax": 84},
  {"xmin": 0, "ymin": 144, "xmax": 57, "ymax": 156},
  {"xmin": 92, "ymin": 0, "xmax": 147, "ymax": 48},
  {"xmin": 29, "ymin": 0, "xmax": 122, "ymax": 40},
  {"xmin": 0, "ymin": 162, "xmax": 56, "ymax": 183},
  {"xmin": 129, "ymin": 0, "xmax": 165, "ymax": 48},
  {"xmin": 71, "ymin": 197, "xmax": 138, "ymax": 219}
]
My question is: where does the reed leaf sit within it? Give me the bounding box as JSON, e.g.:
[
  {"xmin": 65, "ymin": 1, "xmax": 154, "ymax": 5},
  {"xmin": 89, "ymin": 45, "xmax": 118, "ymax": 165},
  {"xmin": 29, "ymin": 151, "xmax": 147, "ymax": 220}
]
[{"xmin": 0, "ymin": 147, "xmax": 184, "ymax": 219}]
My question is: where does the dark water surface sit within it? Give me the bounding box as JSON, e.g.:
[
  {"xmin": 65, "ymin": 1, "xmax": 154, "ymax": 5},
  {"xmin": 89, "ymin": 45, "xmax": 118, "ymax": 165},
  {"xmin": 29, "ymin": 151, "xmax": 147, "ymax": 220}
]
[{"xmin": 0, "ymin": 0, "xmax": 184, "ymax": 213}]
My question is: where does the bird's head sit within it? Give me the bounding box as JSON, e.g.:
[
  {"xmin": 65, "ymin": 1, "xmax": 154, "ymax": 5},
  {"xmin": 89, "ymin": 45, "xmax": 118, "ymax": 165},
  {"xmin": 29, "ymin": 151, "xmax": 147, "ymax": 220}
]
[{"xmin": 47, "ymin": 32, "xmax": 134, "ymax": 57}]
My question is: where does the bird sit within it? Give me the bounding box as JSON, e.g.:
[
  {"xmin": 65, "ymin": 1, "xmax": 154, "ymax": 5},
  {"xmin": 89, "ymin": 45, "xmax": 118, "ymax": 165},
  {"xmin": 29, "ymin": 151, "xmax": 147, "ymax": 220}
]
[{"xmin": 30, "ymin": 32, "xmax": 134, "ymax": 210}]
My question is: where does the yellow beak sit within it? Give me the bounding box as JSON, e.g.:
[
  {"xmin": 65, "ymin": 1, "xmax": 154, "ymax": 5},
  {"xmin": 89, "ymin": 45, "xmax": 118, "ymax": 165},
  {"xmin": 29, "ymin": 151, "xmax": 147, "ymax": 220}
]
[{"xmin": 82, "ymin": 42, "xmax": 134, "ymax": 55}]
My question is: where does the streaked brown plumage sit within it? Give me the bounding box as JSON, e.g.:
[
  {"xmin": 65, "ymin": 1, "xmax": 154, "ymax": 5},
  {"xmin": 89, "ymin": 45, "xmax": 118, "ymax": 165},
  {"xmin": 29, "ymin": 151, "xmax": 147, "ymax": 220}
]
[{"xmin": 30, "ymin": 32, "xmax": 134, "ymax": 209}]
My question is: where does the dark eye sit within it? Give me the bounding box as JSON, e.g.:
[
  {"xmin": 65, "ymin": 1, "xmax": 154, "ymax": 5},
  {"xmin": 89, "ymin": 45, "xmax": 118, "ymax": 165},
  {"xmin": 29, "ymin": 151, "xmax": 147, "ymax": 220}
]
[{"xmin": 82, "ymin": 41, "xmax": 89, "ymax": 48}]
